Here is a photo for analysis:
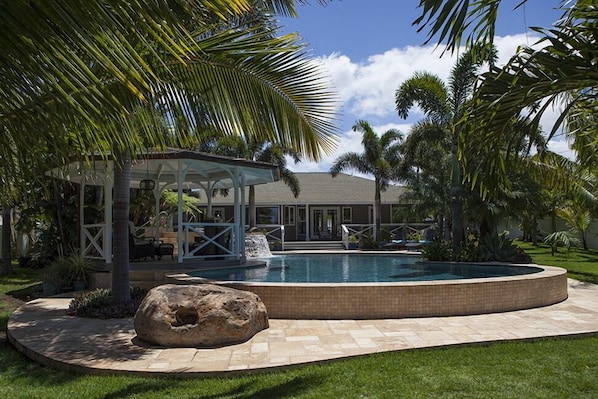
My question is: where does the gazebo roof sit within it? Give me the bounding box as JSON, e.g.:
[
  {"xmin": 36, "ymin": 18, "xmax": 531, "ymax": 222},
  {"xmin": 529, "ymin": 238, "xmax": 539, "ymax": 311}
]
[{"xmin": 50, "ymin": 149, "xmax": 280, "ymax": 189}]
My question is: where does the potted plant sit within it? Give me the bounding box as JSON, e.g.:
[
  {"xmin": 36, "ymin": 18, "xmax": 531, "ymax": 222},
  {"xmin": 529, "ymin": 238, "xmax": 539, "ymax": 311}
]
[
  {"xmin": 347, "ymin": 235, "xmax": 358, "ymax": 250},
  {"xmin": 41, "ymin": 263, "xmax": 64, "ymax": 296},
  {"xmin": 51, "ymin": 252, "xmax": 97, "ymax": 291}
]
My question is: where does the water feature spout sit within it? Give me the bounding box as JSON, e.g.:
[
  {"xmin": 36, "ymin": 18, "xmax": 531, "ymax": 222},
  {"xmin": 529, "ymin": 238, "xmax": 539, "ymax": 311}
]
[{"xmin": 245, "ymin": 233, "xmax": 273, "ymax": 258}]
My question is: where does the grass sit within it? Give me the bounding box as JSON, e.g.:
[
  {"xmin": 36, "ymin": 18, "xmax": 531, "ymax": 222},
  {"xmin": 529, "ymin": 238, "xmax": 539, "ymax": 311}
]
[
  {"xmin": 0, "ymin": 267, "xmax": 42, "ymax": 331},
  {"xmin": 0, "ymin": 246, "xmax": 597, "ymax": 398},
  {"xmin": 516, "ymin": 241, "xmax": 598, "ymax": 284}
]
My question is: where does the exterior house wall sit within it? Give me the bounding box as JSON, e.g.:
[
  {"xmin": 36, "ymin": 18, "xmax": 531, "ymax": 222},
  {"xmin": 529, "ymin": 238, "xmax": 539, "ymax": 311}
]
[{"xmin": 201, "ymin": 173, "xmax": 407, "ymax": 242}]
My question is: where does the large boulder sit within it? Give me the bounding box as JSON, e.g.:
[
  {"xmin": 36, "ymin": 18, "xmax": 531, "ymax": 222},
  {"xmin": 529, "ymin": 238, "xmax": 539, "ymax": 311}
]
[{"xmin": 134, "ymin": 284, "xmax": 269, "ymax": 348}]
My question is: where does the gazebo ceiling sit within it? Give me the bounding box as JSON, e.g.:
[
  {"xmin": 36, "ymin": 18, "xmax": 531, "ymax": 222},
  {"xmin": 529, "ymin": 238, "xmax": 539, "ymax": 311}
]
[{"xmin": 50, "ymin": 149, "xmax": 280, "ymax": 189}]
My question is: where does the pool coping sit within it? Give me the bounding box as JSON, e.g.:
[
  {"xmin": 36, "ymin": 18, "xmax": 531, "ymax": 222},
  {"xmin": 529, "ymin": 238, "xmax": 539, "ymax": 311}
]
[{"xmin": 7, "ymin": 278, "xmax": 598, "ymax": 377}]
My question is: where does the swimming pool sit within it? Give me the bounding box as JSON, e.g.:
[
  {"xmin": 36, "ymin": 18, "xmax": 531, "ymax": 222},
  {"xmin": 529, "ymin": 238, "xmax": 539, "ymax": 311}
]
[
  {"xmin": 168, "ymin": 253, "xmax": 568, "ymax": 319},
  {"xmin": 187, "ymin": 254, "xmax": 543, "ymax": 283}
]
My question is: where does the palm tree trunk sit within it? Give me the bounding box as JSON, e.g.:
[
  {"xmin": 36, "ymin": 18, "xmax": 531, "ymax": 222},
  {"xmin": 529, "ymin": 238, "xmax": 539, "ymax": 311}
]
[
  {"xmin": 1, "ymin": 205, "xmax": 13, "ymax": 275},
  {"xmin": 374, "ymin": 179, "xmax": 382, "ymax": 239},
  {"xmin": 248, "ymin": 185, "xmax": 256, "ymax": 229},
  {"xmin": 450, "ymin": 139, "xmax": 465, "ymax": 246},
  {"xmin": 112, "ymin": 150, "xmax": 132, "ymax": 301}
]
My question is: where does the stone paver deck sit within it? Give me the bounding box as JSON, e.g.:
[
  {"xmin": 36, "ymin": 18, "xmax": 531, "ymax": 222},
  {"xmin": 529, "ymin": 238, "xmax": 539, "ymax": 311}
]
[{"xmin": 7, "ymin": 279, "xmax": 598, "ymax": 377}]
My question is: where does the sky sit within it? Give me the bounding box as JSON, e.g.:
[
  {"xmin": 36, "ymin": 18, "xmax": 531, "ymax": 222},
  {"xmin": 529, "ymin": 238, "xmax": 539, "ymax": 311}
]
[{"xmin": 275, "ymin": 0, "xmax": 570, "ymax": 174}]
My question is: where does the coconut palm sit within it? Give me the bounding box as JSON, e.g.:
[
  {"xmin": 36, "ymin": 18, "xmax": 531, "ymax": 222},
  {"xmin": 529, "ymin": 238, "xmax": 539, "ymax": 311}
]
[
  {"xmin": 329, "ymin": 120, "xmax": 404, "ymax": 239},
  {"xmin": 398, "ymin": 120, "xmax": 452, "ymax": 238},
  {"xmin": 202, "ymin": 135, "xmax": 301, "ymax": 228},
  {"xmin": 395, "ymin": 46, "xmax": 492, "ymax": 245},
  {"xmin": 413, "ymin": 1, "xmax": 598, "ymax": 189},
  {"xmin": 0, "ymin": 1, "xmax": 338, "ymax": 299}
]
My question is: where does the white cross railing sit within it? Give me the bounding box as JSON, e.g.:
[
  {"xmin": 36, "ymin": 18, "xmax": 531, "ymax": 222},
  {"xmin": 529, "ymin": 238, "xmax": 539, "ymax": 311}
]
[
  {"xmin": 82, "ymin": 223, "xmax": 105, "ymax": 260},
  {"xmin": 182, "ymin": 222, "xmax": 237, "ymax": 260}
]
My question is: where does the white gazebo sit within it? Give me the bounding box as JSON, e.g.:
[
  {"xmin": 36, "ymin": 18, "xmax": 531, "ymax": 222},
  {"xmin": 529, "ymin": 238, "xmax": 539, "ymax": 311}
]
[{"xmin": 51, "ymin": 149, "xmax": 279, "ymax": 265}]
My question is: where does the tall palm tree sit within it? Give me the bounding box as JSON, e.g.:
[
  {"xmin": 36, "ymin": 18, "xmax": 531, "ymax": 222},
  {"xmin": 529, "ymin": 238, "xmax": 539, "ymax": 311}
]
[
  {"xmin": 1, "ymin": 205, "xmax": 13, "ymax": 275},
  {"xmin": 329, "ymin": 120, "xmax": 404, "ymax": 239},
  {"xmin": 201, "ymin": 135, "xmax": 302, "ymax": 228},
  {"xmin": 413, "ymin": 1, "xmax": 598, "ymax": 190},
  {"xmin": 395, "ymin": 46, "xmax": 491, "ymax": 245},
  {"xmin": 398, "ymin": 120, "xmax": 451, "ymax": 238},
  {"xmin": 0, "ymin": 1, "xmax": 338, "ymax": 300}
]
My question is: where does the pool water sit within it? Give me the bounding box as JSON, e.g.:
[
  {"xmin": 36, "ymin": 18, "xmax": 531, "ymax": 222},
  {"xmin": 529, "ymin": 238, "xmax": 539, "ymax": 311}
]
[{"xmin": 189, "ymin": 254, "xmax": 542, "ymax": 283}]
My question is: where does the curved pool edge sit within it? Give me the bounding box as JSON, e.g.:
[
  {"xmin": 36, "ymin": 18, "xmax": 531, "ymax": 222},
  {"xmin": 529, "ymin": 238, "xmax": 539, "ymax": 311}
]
[{"xmin": 166, "ymin": 263, "xmax": 568, "ymax": 320}]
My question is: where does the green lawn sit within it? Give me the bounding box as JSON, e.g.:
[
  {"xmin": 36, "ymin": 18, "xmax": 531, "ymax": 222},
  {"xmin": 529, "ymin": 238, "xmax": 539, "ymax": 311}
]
[
  {"xmin": 0, "ymin": 246, "xmax": 597, "ymax": 398},
  {"xmin": 516, "ymin": 241, "xmax": 598, "ymax": 284}
]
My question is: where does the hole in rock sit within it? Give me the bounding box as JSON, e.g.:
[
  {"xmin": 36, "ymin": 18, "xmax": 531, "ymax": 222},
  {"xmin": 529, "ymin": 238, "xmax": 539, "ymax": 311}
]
[{"xmin": 172, "ymin": 307, "xmax": 198, "ymax": 327}]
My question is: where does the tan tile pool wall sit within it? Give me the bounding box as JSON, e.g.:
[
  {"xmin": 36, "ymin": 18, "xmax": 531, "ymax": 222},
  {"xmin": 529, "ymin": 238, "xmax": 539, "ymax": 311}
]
[{"xmin": 167, "ymin": 265, "xmax": 568, "ymax": 319}]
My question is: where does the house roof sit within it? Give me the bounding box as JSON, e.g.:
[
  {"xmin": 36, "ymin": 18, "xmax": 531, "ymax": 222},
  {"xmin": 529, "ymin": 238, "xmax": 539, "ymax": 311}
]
[{"xmin": 212, "ymin": 172, "xmax": 406, "ymax": 206}]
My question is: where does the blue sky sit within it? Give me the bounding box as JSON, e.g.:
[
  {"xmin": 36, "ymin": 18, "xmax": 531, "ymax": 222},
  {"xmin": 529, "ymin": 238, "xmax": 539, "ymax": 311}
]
[{"xmin": 276, "ymin": 1, "xmax": 570, "ymax": 173}]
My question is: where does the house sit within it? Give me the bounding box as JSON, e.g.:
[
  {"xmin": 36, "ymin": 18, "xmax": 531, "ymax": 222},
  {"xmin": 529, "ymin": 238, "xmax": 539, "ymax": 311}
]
[{"xmin": 204, "ymin": 172, "xmax": 407, "ymax": 241}]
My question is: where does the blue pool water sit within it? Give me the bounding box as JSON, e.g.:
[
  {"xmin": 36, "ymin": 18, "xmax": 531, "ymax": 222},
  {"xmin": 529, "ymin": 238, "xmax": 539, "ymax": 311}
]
[{"xmin": 189, "ymin": 254, "xmax": 541, "ymax": 283}]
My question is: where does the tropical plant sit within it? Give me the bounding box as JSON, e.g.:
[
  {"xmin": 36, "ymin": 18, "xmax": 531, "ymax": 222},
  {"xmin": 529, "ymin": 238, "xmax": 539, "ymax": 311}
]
[
  {"xmin": 476, "ymin": 232, "xmax": 531, "ymax": 263},
  {"xmin": 421, "ymin": 240, "xmax": 452, "ymax": 261},
  {"xmin": 556, "ymin": 204, "xmax": 594, "ymax": 251},
  {"xmin": 413, "ymin": 1, "xmax": 598, "ymax": 191},
  {"xmin": 200, "ymin": 135, "xmax": 302, "ymax": 228},
  {"xmin": 1, "ymin": 1, "xmax": 338, "ymax": 301},
  {"xmin": 44, "ymin": 251, "xmax": 100, "ymax": 291},
  {"xmin": 544, "ymin": 230, "xmax": 581, "ymax": 256},
  {"xmin": 395, "ymin": 45, "xmax": 494, "ymax": 245},
  {"xmin": 67, "ymin": 287, "xmax": 148, "ymax": 319},
  {"xmin": 329, "ymin": 120, "xmax": 404, "ymax": 239}
]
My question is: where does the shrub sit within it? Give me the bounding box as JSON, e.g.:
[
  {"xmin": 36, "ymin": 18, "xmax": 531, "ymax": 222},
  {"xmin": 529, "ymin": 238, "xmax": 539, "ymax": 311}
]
[
  {"xmin": 421, "ymin": 240, "xmax": 452, "ymax": 261},
  {"xmin": 476, "ymin": 233, "xmax": 532, "ymax": 263},
  {"xmin": 421, "ymin": 233, "xmax": 532, "ymax": 263},
  {"xmin": 67, "ymin": 287, "xmax": 148, "ymax": 319}
]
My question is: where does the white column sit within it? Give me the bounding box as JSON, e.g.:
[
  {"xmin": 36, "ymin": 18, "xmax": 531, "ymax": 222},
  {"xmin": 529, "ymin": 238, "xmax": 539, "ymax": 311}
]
[
  {"xmin": 306, "ymin": 204, "xmax": 310, "ymax": 241},
  {"xmin": 232, "ymin": 168, "xmax": 240, "ymax": 261},
  {"xmin": 240, "ymin": 172, "xmax": 246, "ymax": 260}
]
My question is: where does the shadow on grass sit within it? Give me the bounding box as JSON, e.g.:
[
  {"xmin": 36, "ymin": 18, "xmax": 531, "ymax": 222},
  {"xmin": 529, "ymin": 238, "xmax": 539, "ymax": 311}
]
[
  {"xmin": 2, "ymin": 340, "xmax": 323, "ymax": 398},
  {"xmin": 6, "ymin": 283, "xmax": 42, "ymax": 302},
  {"xmin": 0, "ymin": 342, "xmax": 82, "ymax": 385},
  {"xmin": 567, "ymin": 270, "xmax": 598, "ymax": 284},
  {"xmin": 99, "ymin": 375, "xmax": 322, "ymax": 399}
]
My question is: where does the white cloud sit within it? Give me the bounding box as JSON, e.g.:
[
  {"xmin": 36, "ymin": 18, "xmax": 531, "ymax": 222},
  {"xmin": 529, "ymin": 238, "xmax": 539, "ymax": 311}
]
[
  {"xmin": 548, "ymin": 139, "xmax": 576, "ymax": 160},
  {"xmin": 291, "ymin": 123, "xmax": 411, "ymax": 175},
  {"xmin": 295, "ymin": 33, "xmax": 566, "ymax": 173}
]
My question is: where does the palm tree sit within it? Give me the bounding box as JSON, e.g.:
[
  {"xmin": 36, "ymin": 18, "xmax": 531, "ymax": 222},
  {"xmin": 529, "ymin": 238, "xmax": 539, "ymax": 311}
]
[
  {"xmin": 413, "ymin": 1, "xmax": 598, "ymax": 189},
  {"xmin": 0, "ymin": 1, "xmax": 338, "ymax": 300},
  {"xmin": 329, "ymin": 120, "xmax": 403, "ymax": 239},
  {"xmin": 395, "ymin": 46, "xmax": 491, "ymax": 245},
  {"xmin": 398, "ymin": 120, "xmax": 451, "ymax": 238},
  {"xmin": 202, "ymin": 135, "xmax": 301, "ymax": 228},
  {"xmin": 1, "ymin": 205, "xmax": 13, "ymax": 275}
]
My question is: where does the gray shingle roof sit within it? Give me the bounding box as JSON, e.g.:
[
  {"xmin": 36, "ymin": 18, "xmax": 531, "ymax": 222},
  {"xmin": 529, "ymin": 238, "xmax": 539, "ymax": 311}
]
[{"xmin": 212, "ymin": 172, "xmax": 406, "ymax": 206}]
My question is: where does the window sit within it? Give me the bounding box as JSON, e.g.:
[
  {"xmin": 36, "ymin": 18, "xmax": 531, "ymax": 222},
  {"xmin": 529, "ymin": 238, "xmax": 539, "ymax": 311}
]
[
  {"xmin": 283, "ymin": 206, "xmax": 295, "ymax": 225},
  {"xmin": 342, "ymin": 207, "xmax": 352, "ymax": 223},
  {"xmin": 257, "ymin": 206, "xmax": 279, "ymax": 224}
]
